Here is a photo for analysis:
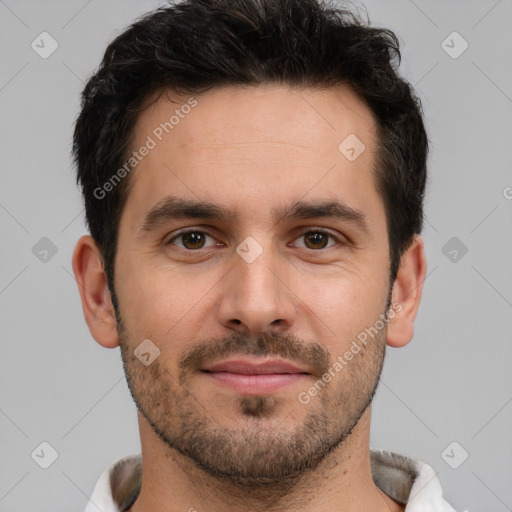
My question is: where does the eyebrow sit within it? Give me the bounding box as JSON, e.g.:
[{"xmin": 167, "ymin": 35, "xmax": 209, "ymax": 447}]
[
  {"xmin": 271, "ymin": 200, "xmax": 370, "ymax": 234},
  {"xmin": 137, "ymin": 195, "xmax": 370, "ymax": 236},
  {"xmin": 138, "ymin": 196, "xmax": 236, "ymax": 236}
]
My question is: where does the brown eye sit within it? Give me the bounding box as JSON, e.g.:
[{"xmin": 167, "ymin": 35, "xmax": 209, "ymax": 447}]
[
  {"xmin": 181, "ymin": 232, "xmax": 206, "ymax": 249},
  {"xmin": 293, "ymin": 230, "xmax": 338, "ymax": 250},
  {"xmin": 168, "ymin": 231, "xmax": 215, "ymax": 250},
  {"xmin": 303, "ymin": 232, "xmax": 329, "ymax": 249}
]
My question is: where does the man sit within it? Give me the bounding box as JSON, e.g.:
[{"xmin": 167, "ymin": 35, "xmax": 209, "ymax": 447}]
[{"xmin": 72, "ymin": 0, "xmax": 456, "ymax": 510}]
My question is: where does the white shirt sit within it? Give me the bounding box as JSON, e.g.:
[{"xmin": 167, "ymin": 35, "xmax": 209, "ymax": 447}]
[{"xmin": 84, "ymin": 449, "xmax": 456, "ymax": 512}]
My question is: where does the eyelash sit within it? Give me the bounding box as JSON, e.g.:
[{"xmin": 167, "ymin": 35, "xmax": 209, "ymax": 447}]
[{"xmin": 165, "ymin": 228, "xmax": 343, "ymax": 251}]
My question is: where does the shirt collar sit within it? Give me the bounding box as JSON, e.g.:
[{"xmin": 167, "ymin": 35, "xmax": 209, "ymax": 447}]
[{"xmin": 85, "ymin": 449, "xmax": 456, "ymax": 512}]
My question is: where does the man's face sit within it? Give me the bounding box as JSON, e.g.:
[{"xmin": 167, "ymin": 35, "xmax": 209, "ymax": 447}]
[{"xmin": 114, "ymin": 84, "xmax": 391, "ymax": 485}]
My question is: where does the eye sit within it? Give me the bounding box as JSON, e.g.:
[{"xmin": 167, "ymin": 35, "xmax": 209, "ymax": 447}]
[
  {"xmin": 166, "ymin": 230, "xmax": 219, "ymax": 250},
  {"xmin": 292, "ymin": 229, "xmax": 340, "ymax": 250},
  {"xmin": 165, "ymin": 228, "xmax": 343, "ymax": 252}
]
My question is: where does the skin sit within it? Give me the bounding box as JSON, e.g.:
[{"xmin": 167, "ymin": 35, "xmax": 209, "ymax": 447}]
[{"xmin": 73, "ymin": 83, "xmax": 426, "ymax": 512}]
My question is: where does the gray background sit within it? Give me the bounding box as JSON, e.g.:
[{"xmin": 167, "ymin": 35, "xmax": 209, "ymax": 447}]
[{"xmin": 1, "ymin": 0, "xmax": 511, "ymax": 511}]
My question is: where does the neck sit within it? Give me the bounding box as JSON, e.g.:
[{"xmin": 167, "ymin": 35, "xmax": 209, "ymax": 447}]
[{"xmin": 127, "ymin": 408, "xmax": 404, "ymax": 512}]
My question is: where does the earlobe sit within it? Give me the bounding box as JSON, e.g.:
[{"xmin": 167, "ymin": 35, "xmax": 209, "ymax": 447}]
[
  {"xmin": 72, "ymin": 235, "xmax": 120, "ymax": 348},
  {"xmin": 386, "ymin": 235, "xmax": 427, "ymax": 348}
]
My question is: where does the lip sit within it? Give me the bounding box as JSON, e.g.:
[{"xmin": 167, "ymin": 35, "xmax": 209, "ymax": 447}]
[
  {"xmin": 203, "ymin": 358, "xmax": 309, "ymax": 375},
  {"xmin": 201, "ymin": 357, "xmax": 310, "ymax": 395}
]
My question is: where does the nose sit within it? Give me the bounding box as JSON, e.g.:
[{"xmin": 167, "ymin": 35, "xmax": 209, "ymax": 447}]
[{"xmin": 216, "ymin": 243, "xmax": 297, "ymax": 335}]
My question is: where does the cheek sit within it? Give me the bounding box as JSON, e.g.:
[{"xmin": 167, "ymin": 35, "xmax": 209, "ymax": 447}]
[
  {"xmin": 116, "ymin": 259, "xmax": 216, "ymax": 341},
  {"xmin": 299, "ymin": 275, "xmax": 386, "ymax": 354}
]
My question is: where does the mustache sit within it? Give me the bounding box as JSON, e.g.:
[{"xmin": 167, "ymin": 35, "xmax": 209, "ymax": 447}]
[{"xmin": 178, "ymin": 331, "xmax": 330, "ymax": 383}]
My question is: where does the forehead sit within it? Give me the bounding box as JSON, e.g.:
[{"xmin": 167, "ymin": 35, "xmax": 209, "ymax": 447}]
[
  {"xmin": 122, "ymin": 83, "xmax": 382, "ymax": 231},
  {"xmin": 135, "ymin": 83, "xmax": 376, "ymax": 153}
]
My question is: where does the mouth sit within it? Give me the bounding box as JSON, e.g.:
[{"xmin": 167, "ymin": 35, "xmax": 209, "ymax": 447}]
[{"xmin": 200, "ymin": 357, "xmax": 311, "ymax": 395}]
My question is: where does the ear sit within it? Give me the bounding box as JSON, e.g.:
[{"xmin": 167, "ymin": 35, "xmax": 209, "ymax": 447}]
[
  {"xmin": 386, "ymin": 235, "xmax": 427, "ymax": 348},
  {"xmin": 72, "ymin": 234, "xmax": 119, "ymax": 348}
]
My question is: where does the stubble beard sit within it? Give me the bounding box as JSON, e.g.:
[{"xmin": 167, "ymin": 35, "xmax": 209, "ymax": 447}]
[{"xmin": 117, "ymin": 320, "xmax": 386, "ymax": 491}]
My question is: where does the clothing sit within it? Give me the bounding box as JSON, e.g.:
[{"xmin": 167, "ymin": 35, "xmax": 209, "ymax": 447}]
[{"xmin": 84, "ymin": 449, "xmax": 456, "ymax": 512}]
